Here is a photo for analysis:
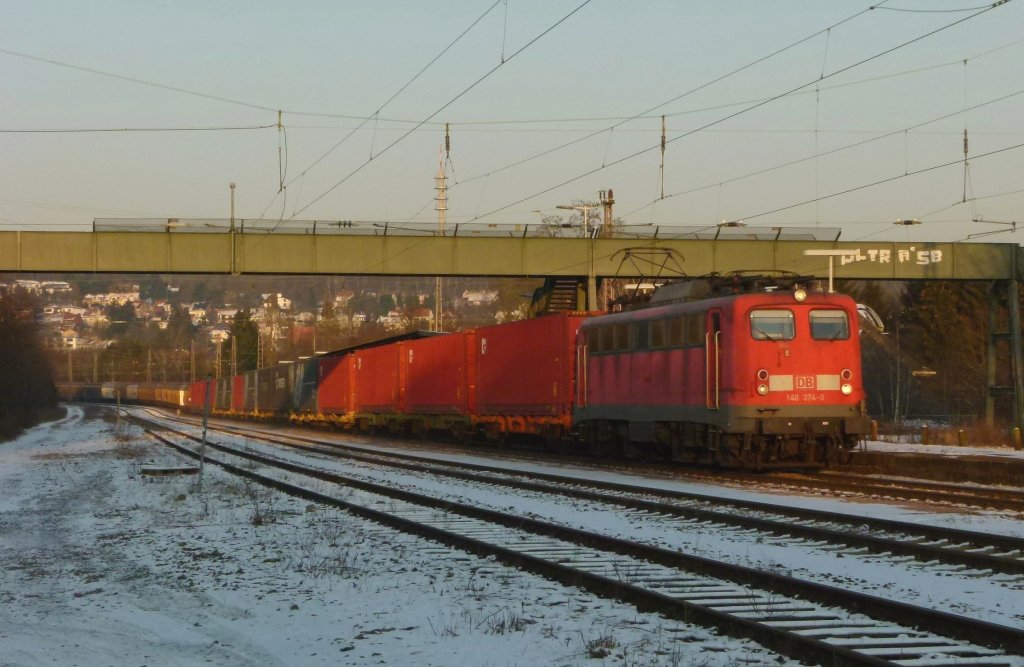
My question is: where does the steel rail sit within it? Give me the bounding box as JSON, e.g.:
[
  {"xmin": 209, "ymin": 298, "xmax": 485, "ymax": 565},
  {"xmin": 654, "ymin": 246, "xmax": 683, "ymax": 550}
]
[
  {"xmin": 145, "ymin": 409, "xmax": 1024, "ymax": 577},
  {"xmin": 150, "ymin": 410, "xmax": 1024, "ymax": 572},
  {"xmin": 150, "ymin": 406, "xmax": 1024, "ymax": 512},
  {"xmin": 134, "ymin": 414, "xmax": 1024, "ymax": 661}
]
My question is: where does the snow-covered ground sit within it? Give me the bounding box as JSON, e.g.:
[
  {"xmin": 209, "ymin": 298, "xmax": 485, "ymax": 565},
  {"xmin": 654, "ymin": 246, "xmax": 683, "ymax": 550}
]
[
  {"xmin": 863, "ymin": 438, "xmax": 1024, "ymax": 459},
  {"xmin": 0, "ymin": 407, "xmax": 799, "ymax": 667},
  {"xmin": 139, "ymin": 409, "xmax": 1024, "ymax": 633}
]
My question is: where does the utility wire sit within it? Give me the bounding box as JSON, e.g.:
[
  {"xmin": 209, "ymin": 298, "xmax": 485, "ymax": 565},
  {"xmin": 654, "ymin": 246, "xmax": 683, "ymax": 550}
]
[
  {"xmin": 732, "ymin": 140, "xmax": 1024, "ymax": 224},
  {"xmin": 620, "ymin": 86, "xmax": 1024, "ymax": 219},
  {"xmin": 284, "ymin": 1, "xmax": 501, "ymax": 188},
  {"xmin": 5, "ymin": 29, "xmax": 1019, "ymax": 130},
  {"xmin": 289, "ymin": 0, "xmax": 593, "ymax": 220},
  {"xmin": 0, "ymin": 124, "xmax": 275, "ymax": 133},
  {"xmin": 872, "ymin": 2, "xmax": 999, "ymax": 12},
  {"xmin": 0, "ymin": 47, "xmax": 282, "ymax": 114},
  {"xmin": 255, "ymin": 0, "xmax": 503, "ymax": 220},
  {"xmin": 446, "ymin": 2, "xmax": 885, "ymax": 191},
  {"xmin": 468, "ymin": 0, "xmax": 1010, "ymax": 223}
]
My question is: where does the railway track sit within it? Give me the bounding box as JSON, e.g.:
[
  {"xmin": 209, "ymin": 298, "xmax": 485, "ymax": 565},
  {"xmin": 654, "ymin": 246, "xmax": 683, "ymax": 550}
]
[
  {"xmin": 805, "ymin": 470, "xmax": 1024, "ymax": 509},
  {"xmin": 143, "ymin": 409, "xmax": 1024, "ymax": 580},
  {"xmin": 132, "ymin": 412, "xmax": 1024, "ymax": 667}
]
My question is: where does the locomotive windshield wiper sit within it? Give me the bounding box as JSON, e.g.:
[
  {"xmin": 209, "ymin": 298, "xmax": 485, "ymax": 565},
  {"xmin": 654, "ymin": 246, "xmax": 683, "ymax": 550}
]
[
  {"xmin": 826, "ymin": 327, "xmax": 848, "ymax": 341},
  {"xmin": 752, "ymin": 326, "xmax": 779, "ymax": 341}
]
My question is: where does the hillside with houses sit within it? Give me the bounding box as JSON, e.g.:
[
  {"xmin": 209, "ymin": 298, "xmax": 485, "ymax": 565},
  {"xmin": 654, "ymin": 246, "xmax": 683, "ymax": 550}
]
[{"xmin": 0, "ymin": 275, "xmax": 539, "ymax": 384}]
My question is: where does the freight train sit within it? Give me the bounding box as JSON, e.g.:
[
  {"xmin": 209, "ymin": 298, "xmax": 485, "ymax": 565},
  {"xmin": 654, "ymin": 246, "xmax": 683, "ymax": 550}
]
[{"xmin": 58, "ymin": 276, "xmax": 870, "ymax": 469}]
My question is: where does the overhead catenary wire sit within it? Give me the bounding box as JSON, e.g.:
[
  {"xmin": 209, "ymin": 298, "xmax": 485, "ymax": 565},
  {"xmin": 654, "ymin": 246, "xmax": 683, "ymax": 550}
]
[
  {"xmin": 619, "ymin": 86, "xmax": 1024, "ymax": 220},
  {"xmin": 0, "ymin": 124, "xmax": 275, "ymax": 133},
  {"xmin": 5, "ymin": 30, "xmax": 1021, "ymax": 132},
  {"xmin": 255, "ymin": 0, "xmax": 504, "ymax": 219},
  {"xmin": 872, "ymin": 2, "xmax": 1002, "ymax": 12},
  {"xmin": 443, "ymin": 1, "xmax": 888, "ymax": 193},
  {"xmin": 466, "ymin": 0, "xmax": 1011, "ymax": 225},
  {"xmin": 288, "ymin": 0, "xmax": 594, "ymax": 221},
  {"xmin": 726, "ymin": 139, "xmax": 1024, "ymax": 225}
]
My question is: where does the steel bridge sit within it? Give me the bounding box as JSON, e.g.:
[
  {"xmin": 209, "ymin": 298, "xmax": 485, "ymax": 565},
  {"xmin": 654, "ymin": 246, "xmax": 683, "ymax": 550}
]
[
  {"xmin": 2, "ymin": 218, "xmax": 1023, "ymax": 432},
  {"xmin": 1, "ymin": 219, "xmax": 1021, "ymax": 280}
]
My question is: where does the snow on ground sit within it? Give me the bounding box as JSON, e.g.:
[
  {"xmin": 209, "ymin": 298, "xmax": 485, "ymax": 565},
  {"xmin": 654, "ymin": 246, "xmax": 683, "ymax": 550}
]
[
  {"xmin": 862, "ymin": 438, "xmax": 1024, "ymax": 459},
  {"xmin": 0, "ymin": 408, "xmax": 794, "ymax": 667},
  {"xmin": 154, "ymin": 418, "xmax": 1024, "ymax": 632},
  {"xmin": 132, "ymin": 408, "xmax": 1024, "ymax": 633},
  {"xmin": 175, "ymin": 410, "xmax": 1024, "ymax": 540}
]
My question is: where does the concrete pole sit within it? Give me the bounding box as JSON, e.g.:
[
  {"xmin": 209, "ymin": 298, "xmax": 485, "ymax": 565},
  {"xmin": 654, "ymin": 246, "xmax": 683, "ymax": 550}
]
[
  {"xmin": 199, "ymin": 377, "xmax": 211, "ymax": 492},
  {"xmin": 985, "ymin": 282, "xmax": 997, "ymax": 427},
  {"xmin": 229, "ymin": 182, "xmax": 236, "ymax": 232}
]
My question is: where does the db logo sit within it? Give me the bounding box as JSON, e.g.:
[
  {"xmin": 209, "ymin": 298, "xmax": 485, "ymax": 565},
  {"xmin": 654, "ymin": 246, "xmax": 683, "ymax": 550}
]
[{"xmin": 795, "ymin": 376, "xmax": 815, "ymax": 389}]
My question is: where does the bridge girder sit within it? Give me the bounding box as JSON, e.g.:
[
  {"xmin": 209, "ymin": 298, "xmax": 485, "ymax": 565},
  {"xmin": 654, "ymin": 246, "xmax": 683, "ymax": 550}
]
[{"xmin": 1, "ymin": 230, "xmax": 1021, "ymax": 281}]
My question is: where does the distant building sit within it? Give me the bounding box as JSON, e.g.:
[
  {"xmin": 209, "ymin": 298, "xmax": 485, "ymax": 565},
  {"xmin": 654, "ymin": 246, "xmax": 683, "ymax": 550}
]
[
  {"xmin": 59, "ymin": 329, "xmax": 82, "ymax": 349},
  {"xmin": 262, "ymin": 293, "xmax": 292, "ymax": 310},
  {"xmin": 215, "ymin": 307, "xmax": 239, "ymax": 323},
  {"xmin": 462, "ymin": 289, "xmax": 497, "ymax": 306},
  {"xmin": 40, "ymin": 281, "xmax": 71, "ymax": 294},
  {"xmin": 408, "ymin": 307, "xmax": 433, "ymax": 324},
  {"xmin": 83, "ymin": 291, "xmax": 140, "ymax": 306},
  {"xmin": 209, "ymin": 326, "xmax": 231, "ymax": 343},
  {"xmin": 333, "ymin": 290, "xmax": 355, "ymax": 308},
  {"xmin": 81, "ymin": 308, "xmax": 109, "ymax": 327}
]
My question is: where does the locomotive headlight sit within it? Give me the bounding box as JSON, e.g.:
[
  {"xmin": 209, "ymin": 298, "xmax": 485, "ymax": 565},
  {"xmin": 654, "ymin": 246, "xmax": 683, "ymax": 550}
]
[
  {"xmin": 756, "ymin": 369, "xmax": 769, "ymax": 381},
  {"xmin": 841, "ymin": 368, "xmax": 853, "ymax": 381},
  {"xmin": 841, "ymin": 383, "xmax": 853, "ymax": 395},
  {"xmin": 793, "ymin": 288, "xmax": 807, "ymax": 302},
  {"xmin": 757, "ymin": 383, "xmax": 769, "ymax": 395}
]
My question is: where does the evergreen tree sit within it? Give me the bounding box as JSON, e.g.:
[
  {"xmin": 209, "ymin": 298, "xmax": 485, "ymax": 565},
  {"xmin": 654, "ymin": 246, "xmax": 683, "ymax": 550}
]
[
  {"xmin": 0, "ymin": 289, "xmax": 58, "ymax": 440},
  {"xmin": 316, "ymin": 299, "xmax": 346, "ymax": 351},
  {"xmin": 105, "ymin": 302, "xmax": 137, "ymax": 337},
  {"xmin": 166, "ymin": 304, "xmax": 195, "ymax": 348},
  {"xmin": 228, "ymin": 309, "xmax": 259, "ymax": 372}
]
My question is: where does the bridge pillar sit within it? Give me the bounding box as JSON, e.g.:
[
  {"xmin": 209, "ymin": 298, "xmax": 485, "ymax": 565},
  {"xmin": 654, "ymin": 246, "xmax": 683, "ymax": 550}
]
[
  {"xmin": 1010, "ymin": 277, "xmax": 1024, "ymax": 434},
  {"xmin": 986, "ymin": 282, "xmax": 999, "ymax": 427},
  {"xmin": 988, "ymin": 275, "xmax": 1024, "ymax": 432}
]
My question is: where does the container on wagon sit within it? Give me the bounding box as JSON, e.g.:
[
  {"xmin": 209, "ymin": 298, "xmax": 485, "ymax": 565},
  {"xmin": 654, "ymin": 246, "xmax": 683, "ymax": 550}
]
[
  {"xmin": 316, "ymin": 354, "xmax": 355, "ymax": 425},
  {"xmin": 471, "ymin": 313, "xmax": 587, "ymax": 439},
  {"xmin": 400, "ymin": 331, "xmax": 473, "ymax": 435},
  {"xmin": 353, "ymin": 344, "xmax": 401, "ymax": 428}
]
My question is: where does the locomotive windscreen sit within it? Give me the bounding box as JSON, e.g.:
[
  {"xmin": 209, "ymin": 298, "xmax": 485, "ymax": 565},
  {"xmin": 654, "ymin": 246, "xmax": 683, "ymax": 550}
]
[{"xmin": 749, "ymin": 309, "xmax": 795, "ymax": 340}]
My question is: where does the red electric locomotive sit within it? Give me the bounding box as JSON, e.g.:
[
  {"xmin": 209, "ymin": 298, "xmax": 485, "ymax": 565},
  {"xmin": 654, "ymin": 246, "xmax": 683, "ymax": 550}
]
[{"xmin": 574, "ymin": 276, "xmax": 870, "ymax": 469}]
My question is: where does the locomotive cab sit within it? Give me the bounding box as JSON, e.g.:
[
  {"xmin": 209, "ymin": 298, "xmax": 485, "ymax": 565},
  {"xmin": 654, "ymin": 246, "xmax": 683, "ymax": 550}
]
[{"xmin": 726, "ymin": 291, "xmax": 870, "ymax": 467}]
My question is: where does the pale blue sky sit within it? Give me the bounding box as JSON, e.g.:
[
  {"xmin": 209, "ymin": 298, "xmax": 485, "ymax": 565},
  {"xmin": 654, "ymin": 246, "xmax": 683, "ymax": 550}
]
[{"xmin": 2, "ymin": 0, "xmax": 1022, "ymax": 242}]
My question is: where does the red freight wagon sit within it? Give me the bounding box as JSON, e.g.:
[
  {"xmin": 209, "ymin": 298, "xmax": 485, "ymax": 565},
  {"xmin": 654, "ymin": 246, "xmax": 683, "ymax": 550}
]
[
  {"xmin": 317, "ymin": 354, "xmax": 355, "ymax": 417},
  {"xmin": 472, "ymin": 313, "xmax": 587, "ymax": 437},
  {"xmin": 188, "ymin": 380, "xmax": 210, "ymax": 412},
  {"xmin": 231, "ymin": 375, "xmax": 245, "ymax": 412},
  {"xmin": 353, "ymin": 344, "xmax": 402, "ymax": 416},
  {"xmin": 402, "ymin": 332, "xmax": 471, "ymax": 415}
]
